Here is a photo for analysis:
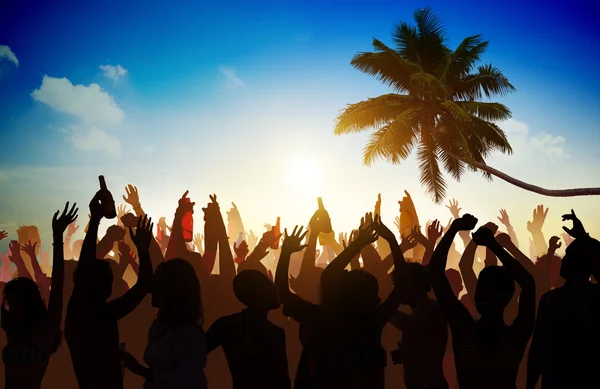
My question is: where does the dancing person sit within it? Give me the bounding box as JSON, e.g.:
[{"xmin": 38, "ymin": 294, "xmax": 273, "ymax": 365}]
[
  {"xmin": 1, "ymin": 202, "xmax": 77, "ymax": 389},
  {"xmin": 207, "ymin": 270, "xmax": 290, "ymax": 389},
  {"xmin": 428, "ymin": 215, "xmax": 536, "ymax": 389},
  {"xmin": 121, "ymin": 258, "xmax": 208, "ymax": 389},
  {"xmin": 526, "ymin": 210, "xmax": 600, "ymax": 389},
  {"xmin": 65, "ymin": 189, "xmax": 153, "ymax": 389}
]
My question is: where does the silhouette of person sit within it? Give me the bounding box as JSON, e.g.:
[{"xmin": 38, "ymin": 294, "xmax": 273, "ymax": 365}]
[
  {"xmin": 65, "ymin": 191, "xmax": 153, "ymax": 389},
  {"xmin": 389, "ymin": 262, "xmax": 448, "ymax": 389},
  {"xmin": 1, "ymin": 202, "xmax": 77, "ymax": 389},
  {"xmin": 527, "ymin": 210, "xmax": 600, "ymax": 389},
  {"xmin": 428, "ymin": 215, "xmax": 536, "ymax": 389},
  {"xmin": 277, "ymin": 215, "xmax": 406, "ymax": 389},
  {"xmin": 207, "ymin": 269, "xmax": 290, "ymax": 389},
  {"xmin": 121, "ymin": 258, "xmax": 208, "ymax": 389}
]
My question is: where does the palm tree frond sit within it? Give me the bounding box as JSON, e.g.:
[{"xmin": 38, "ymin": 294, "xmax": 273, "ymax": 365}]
[
  {"xmin": 413, "ymin": 7, "xmax": 446, "ymax": 41},
  {"xmin": 392, "ymin": 21, "xmax": 420, "ymax": 62},
  {"xmin": 362, "ymin": 110, "xmax": 419, "ymax": 165},
  {"xmin": 334, "ymin": 94, "xmax": 416, "ymax": 134},
  {"xmin": 439, "ymin": 100, "xmax": 472, "ymax": 122},
  {"xmin": 410, "ymin": 72, "xmax": 449, "ymax": 97},
  {"xmin": 454, "ymin": 64, "xmax": 516, "ymax": 100},
  {"xmin": 457, "ymin": 101, "xmax": 512, "ymax": 121},
  {"xmin": 417, "ymin": 137, "xmax": 447, "ymax": 203}
]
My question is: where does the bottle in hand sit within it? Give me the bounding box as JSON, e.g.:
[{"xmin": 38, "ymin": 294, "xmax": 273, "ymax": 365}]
[{"xmin": 99, "ymin": 175, "xmax": 117, "ymax": 219}]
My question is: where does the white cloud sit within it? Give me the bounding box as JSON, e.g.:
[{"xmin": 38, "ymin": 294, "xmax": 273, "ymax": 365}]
[
  {"xmin": 530, "ymin": 132, "xmax": 568, "ymax": 158},
  {"xmin": 100, "ymin": 64, "xmax": 128, "ymax": 81},
  {"xmin": 0, "ymin": 46, "xmax": 19, "ymax": 67},
  {"xmin": 67, "ymin": 126, "xmax": 121, "ymax": 155},
  {"xmin": 498, "ymin": 119, "xmax": 567, "ymax": 160},
  {"xmin": 31, "ymin": 75, "xmax": 124, "ymax": 124},
  {"xmin": 219, "ymin": 66, "xmax": 244, "ymax": 86}
]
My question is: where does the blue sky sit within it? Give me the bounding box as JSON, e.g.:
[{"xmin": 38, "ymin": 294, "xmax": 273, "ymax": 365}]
[{"xmin": 1, "ymin": 0, "xmax": 599, "ymax": 252}]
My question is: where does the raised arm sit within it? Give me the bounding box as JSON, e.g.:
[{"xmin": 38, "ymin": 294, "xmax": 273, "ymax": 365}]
[
  {"xmin": 422, "ymin": 220, "xmax": 443, "ymax": 266},
  {"xmin": 497, "ymin": 209, "xmax": 519, "ymax": 249},
  {"xmin": 108, "ymin": 216, "xmax": 153, "ymax": 320},
  {"xmin": 275, "ymin": 226, "xmax": 318, "ymax": 321},
  {"xmin": 322, "ymin": 212, "xmax": 378, "ymax": 279},
  {"xmin": 428, "ymin": 215, "xmax": 478, "ymax": 327},
  {"xmin": 8, "ymin": 241, "xmax": 33, "ymax": 279},
  {"xmin": 373, "ymin": 215, "xmax": 408, "ymax": 324},
  {"xmin": 472, "ymin": 227, "xmax": 536, "ymax": 338},
  {"xmin": 48, "ymin": 202, "xmax": 78, "ymax": 327},
  {"xmin": 527, "ymin": 205, "xmax": 549, "ymax": 257},
  {"xmin": 299, "ymin": 211, "xmax": 324, "ymax": 277},
  {"xmin": 458, "ymin": 238, "xmax": 479, "ymax": 298},
  {"xmin": 81, "ymin": 191, "xmax": 104, "ymax": 263},
  {"xmin": 165, "ymin": 191, "xmax": 195, "ymax": 261},
  {"xmin": 96, "ymin": 225, "xmax": 125, "ymax": 259},
  {"xmin": 495, "ymin": 233, "xmax": 537, "ymax": 276},
  {"xmin": 204, "ymin": 195, "xmax": 236, "ymax": 280},
  {"xmin": 21, "ymin": 241, "xmax": 50, "ymax": 300}
]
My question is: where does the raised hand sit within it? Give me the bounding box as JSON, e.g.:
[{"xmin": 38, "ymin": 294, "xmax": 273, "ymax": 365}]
[
  {"xmin": 0, "ymin": 230, "xmax": 7, "ymax": 241},
  {"xmin": 548, "ymin": 236, "xmax": 562, "ymax": 253},
  {"xmin": 8, "ymin": 240, "xmax": 22, "ymax": 263},
  {"xmin": 129, "ymin": 215, "xmax": 154, "ymax": 252},
  {"xmin": 446, "ymin": 198, "xmax": 462, "ymax": 219},
  {"xmin": 399, "ymin": 234, "xmax": 418, "ymax": 252},
  {"xmin": 179, "ymin": 191, "xmax": 197, "ymax": 214},
  {"xmin": 394, "ymin": 216, "xmax": 401, "ymax": 233},
  {"xmin": 372, "ymin": 214, "xmax": 395, "ymax": 242},
  {"xmin": 497, "ymin": 209, "xmax": 511, "ymax": 227},
  {"xmin": 561, "ymin": 209, "xmax": 587, "ymax": 239},
  {"xmin": 227, "ymin": 202, "xmax": 242, "ymax": 222},
  {"xmin": 409, "ymin": 225, "xmax": 428, "ymax": 247},
  {"xmin": 246, "ymin": 230, "xmax": 258, "ymax": 249},
  {"xmin": 281, "ymin": 226, "xmax": 309, "ymax": 253},
  {"xmin": 21, "ymin": 240, "xmax": 37, "ymax": 257},
  {"xmin": 451, "ymin": 214, "xmax": 478, "ymax": 231},
  {"xmin": 471, "ymin": 227, "xmax": 497, "ymax": 247},
  {"xmin": 427, "ymin": 220, "xmax": 443, "ymax": 243},
  {"xmin": 122, "ymin": 184, "xmax": 140, "ymax": 206},
  {"xmin": 360, "ymin": 212, "xmax": 374, "ymax": 230},
  {"xmin": 193, "ymin": 233, "xmax": 204, "ymax": 251},
  {"xmin": 374, "ymin": 193, "xmax": 382, "ymax": 215},
  {"xmin": 89, "ymin": 191, "xmax": 105, "ymax": 221},
  {"xmin": 234, "ymin": 240, "xmax": 249, "ymax": 262},
  {"xmin": 260, "ymin": 225, "xmax": 282, "ymax": 248},
  {"xmin": 67, "ymin": 220, "xmax": 79, "ymax": 236},
  {"xmin": 354, "ymin": 221, "xmax": 379, "ymax": 246},
  {"xmin": 53, "ymin": 202, "xmax": 79, "ymax": 234},
  {"xmin": 117, "ymin": 204, "xmax": 129, "ymax": 222},
  {"xmin": 527, "ymin": 204, "xmax": 549, "ymax": 233}
]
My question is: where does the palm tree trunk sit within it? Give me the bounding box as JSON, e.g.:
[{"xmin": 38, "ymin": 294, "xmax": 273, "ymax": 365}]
[{"xmin": 441, "ymin": 147, "xmax": 600, "ymax": 197}]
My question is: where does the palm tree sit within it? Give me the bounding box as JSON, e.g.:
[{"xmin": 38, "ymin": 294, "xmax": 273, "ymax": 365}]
[{"xmin": 334, "ymin": 7, "xmax": 600, "ymax": 203}]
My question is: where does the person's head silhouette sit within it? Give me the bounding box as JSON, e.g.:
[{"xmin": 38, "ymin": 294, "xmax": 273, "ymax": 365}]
[
  {"xmin": 474, "ymin": 266, "xmax": 514, "ymax": 318},
  {"xmin": 335, "ymin": 270, "xmax": 381, "ymax": 318},
  {"xmin": 73, "ymin": 259, "xmax": 113, "ymax": 303},
  {"xmin": 233, "ymin": 270, "xmax": 279, "ymax": 312},
  {"xmin": 402, "ymin": 262, "xmax": 431, "ymax": 306},
  {"xmin": 1, "ymin": 277, "xmax": 61, "ymax": 352},
  {"xmin": 152, "ymin": 258, "xmax": 203, "ymax": 328},
  {"xmin": 560, "ymin": 237, "xmax": 600, "ymax": 283},
  {"xmin": 446, "ymin": 268, "xmax": 463, "ymax": 297}
]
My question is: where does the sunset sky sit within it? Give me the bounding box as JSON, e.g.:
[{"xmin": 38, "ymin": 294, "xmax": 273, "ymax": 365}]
[{"xmin": 1, "ymin": 0, "xmax": 599, "ymax": 254}]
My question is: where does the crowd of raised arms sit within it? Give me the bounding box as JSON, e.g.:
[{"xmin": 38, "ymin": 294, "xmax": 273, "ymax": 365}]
[{"xmin": 0, "ymin": 183, "xmax": 599, "ymax": 389}]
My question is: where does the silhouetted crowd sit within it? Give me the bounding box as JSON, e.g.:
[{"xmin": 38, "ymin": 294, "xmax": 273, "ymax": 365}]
[{"xmin": 1, "ymin": 183, "xmax": 599, "ymax": 389}]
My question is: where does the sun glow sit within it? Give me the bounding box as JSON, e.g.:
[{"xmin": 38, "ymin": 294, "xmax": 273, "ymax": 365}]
[{"xmin": 285, "ymin": 155, "xmax": 323, "ymax": 194}]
